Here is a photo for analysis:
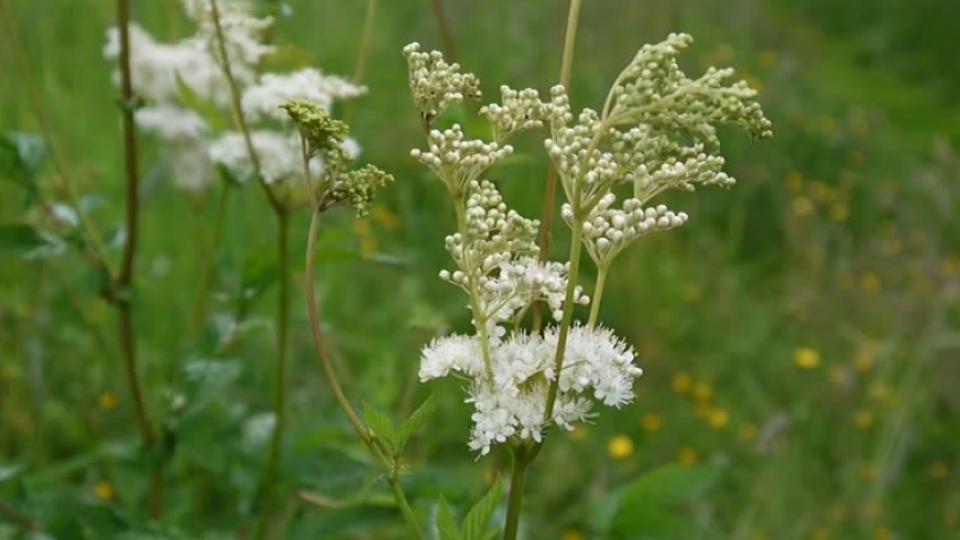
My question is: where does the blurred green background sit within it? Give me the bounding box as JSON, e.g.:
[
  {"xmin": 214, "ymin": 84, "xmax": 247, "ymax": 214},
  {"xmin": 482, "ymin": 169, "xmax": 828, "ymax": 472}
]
[{"xmin": 1, "ymin": 0, "xmax": 959, "ymax": 538}]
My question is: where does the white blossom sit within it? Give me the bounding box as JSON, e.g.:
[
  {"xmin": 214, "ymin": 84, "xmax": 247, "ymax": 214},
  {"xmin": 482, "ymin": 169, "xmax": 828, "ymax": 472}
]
[
  {"xmin": 136, "ymin": 104, "xmax": 208, "ymax": 140},
  {"xmin": 242, "ymin": 68, "xmax": 367, "ymax": 121},
  {"xmin": 420, "ymin": 325, "xmax": 641, "ymax": 455}
]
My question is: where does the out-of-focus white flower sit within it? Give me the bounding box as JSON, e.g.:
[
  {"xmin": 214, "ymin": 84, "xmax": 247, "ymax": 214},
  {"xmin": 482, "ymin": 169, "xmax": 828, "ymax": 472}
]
[
  {"xmin": 169, "ymin": 140, "xmax": 213, "ymax": 191},
  {"xmin": 242, "ymin": 69, "xmax": 367, "ymax": 121},
  {"xmin": 136, "ymin": 105, "xmax": 208, "ymax": 140},
  {"xmin": 420, "ymin": 325, "xmax": 642, "ymax": 455},
  {"xmin": 209, "ymin": 130, "xmax": 359, "ymax": 184}
]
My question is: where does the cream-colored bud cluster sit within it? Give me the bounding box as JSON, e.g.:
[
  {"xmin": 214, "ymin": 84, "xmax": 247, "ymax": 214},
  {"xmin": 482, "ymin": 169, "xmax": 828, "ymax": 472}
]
[
  {"xmin": 567, "ymin": 195, "xmax": 688, "ymax": 267},
  {"xmin": 402, "ymin": 42, "xmax": 481, "ymax": 123},
  {"xmin": 545, "ymin": 108, "xmax": 625, "ymax": 208},
  {"xmin": 480, "ymin": 86, "xmax": 550, "ymax": 140},
  {"xmin": 547, "ymin": 85, "xmax": 574, "ymax": 126},
  {"xmin": 608, "ymin": 33, "xmax": 772, "ymax": 145},
  {"xmin": 410, "ymin": 125, "xmax": 513, "ymax": 196}
]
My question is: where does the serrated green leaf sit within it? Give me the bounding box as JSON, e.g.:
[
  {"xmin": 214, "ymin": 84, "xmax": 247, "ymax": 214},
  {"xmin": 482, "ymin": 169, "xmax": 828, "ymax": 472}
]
[
  {"xmin": 462, "ymin": 476, "xmax": 502, "ymax": 540},
  {"xmin": 436, "ymin": 497, "xmax": 463, "ymax": 540},
  {"xmin": 397, "ymin": 394, "xmax": 437, "ymax": 450},
  {"xmin": 0, "ymin": 224, "xmax": 52, "ymax": 253},
  {"xmin": 362, "ymin": 402, "xmax": 398, "ymax": 455}
]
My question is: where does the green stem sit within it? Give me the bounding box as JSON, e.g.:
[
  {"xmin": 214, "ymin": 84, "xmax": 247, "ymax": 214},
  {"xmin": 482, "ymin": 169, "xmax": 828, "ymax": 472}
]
[
  {"xmin": 532, "ymin": 0, "xmax": 582, "ymax": 332},
  {"xmin": 587, "ymin": 265, "xmax": 608, "ymax": 328},
  {"xmin": 352, "ymin": 0, "xmax": 379, "ymax": 84},
  {"xmin": 502, "ymin": 445, "xmax": 530, "ymax": 540},
  {"xmin": 542, "ymin": 223, "xmax": 584, "ymax": 423},
  {"xmin": 254, "ymin": 209, "xmax": 290, "ymax": 540},
  {"xmin": 209, "ymin": 0, "xmax": 283, "ymax": 213},
  {"xmin": 301, "ymin": 140, "xmax": 424, "ymax": 540}
]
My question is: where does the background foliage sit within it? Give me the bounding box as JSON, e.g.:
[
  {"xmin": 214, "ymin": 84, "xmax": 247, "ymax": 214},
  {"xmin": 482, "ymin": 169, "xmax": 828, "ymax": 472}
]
[{"xmin": 1, "ymin": 0, "xmax": 958, "ymax": 539}]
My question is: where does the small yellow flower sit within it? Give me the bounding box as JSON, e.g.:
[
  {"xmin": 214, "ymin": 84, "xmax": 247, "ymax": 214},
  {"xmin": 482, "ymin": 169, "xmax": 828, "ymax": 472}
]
[
  {"xmin": 562, "ymin": 530, "xmax": 585, "ymax": 540},
  {"xmin": 874, "ymin": 527, "xmax": 893, "ymax": 540},
  {"xmin": 794, "ymin": 347, "xmax": 821, "ymax": 369},
  {"xmin": 678, "ymin": 446, "xmax": 698, "ymax": 466},
  {"xmin": 693, "ymin": 381, "xmax": 713, "ymax": 402},
  {"xmin": 738, "ymin": 422, "xmax": 758, "ymax": 443},
  {"xmin": 708, "ymin": 408, "xmax": 730, "ymax": 429},
  {"xmin": 607, "ymin": 435, "xmax": 635, "ymax": 460},
  {"xmin": 99, "ymin": 392, "xmax": 119, "ymax": 411},
  {"xmin": 810, "ymin": 527, "xmax": 830, "ymax": 540},
  {"xmin": 854, "ymin": 409, "xmax": 875, "ymax": 430},
  {"xmin": 671, "ymin": 372, "xmax": 692, "ymax": 394},
  {"xmin": 860, "ymin": 272, "xmax": 881, "ymax": 293},
  {"xmin": 694, "ymin": 402, "xmax": 712, "ymax": 419},
  {"xmin": 930, "ymin": 461, "xmax": 949, "ymax": 481},
  {"xmin": 791, "ymin": 196, "xmax": 814, "ymax": 218},
  {"xmin": 641, "ymin": 413, "xmax": 662, "ymax": 432},
  {"xmin": 94, "ymin": 480, "xmax": 115, "ymax": 501},
  {"xmin": 569, "ymin": 425, "xmax": 588, "ymax": 442}
]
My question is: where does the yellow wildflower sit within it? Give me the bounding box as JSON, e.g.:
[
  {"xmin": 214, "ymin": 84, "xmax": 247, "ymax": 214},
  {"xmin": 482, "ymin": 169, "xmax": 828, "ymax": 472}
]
[
  {"xmin": 678, "ymin": 446, "xmax": 698, "ymax": 466},
  {"xmin": 607, "ymin": 435, "xmax": 634, "ymax": 460},
  {"xmin": 562, "ymin": 531, "xmax": 585, "ymax": 540},
  {"xmin": 708, "ymin": 408, "xmax": 729, "ymax": 429},
  {"xmin": 94, "ymin": 480, "xmax": 115, "ymax": 501},
  {"xmin": 99, "ymin": 392, "xmax": 119, "ymax": 411},
  {"xmin": 794, "ymin": 347, "xmax": 821, "ymax": 369},
  {"xmin": 641, "ymin": 413, "xmax": 662, "ymax": 432},
  {"xmin": 569, "ymin": 425, "xmax": 588, "ymax": 442},
  {"xmin": 672, "ymin": 372, "xmax": 692, "ymax": 394},
  {"xmin": 785, "ymin": 171, "xmax": 804, "ymax": 191}
]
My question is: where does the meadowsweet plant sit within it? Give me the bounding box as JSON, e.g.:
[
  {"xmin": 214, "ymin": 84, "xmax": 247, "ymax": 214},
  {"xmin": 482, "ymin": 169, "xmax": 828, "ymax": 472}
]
[{"xmin": 404, "ymin": 31, "xmax": 771, "ymax": 537}]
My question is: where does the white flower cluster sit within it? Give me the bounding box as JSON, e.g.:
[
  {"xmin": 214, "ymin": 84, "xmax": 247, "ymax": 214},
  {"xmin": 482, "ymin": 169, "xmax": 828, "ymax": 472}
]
[
  {"xmin": 410, "ymin": 125, "xmax": 513, "ymax": 196},
  {"xmin": 402, "ymin": 42, "xmax": 481, "ymax": 123},
  {"xmin": 440, "ymin": 180, "xmax": 586, "ymax": 329},
  {"xmin": 104, "ymin": 0, "xmax": 361, "ymax": 192},
  {"xmin": 569, "ymin": 195, "xmax": 688, "ymax": 267},
  {"xmin": 420, "ymin": 325, "xmax": 642, "ymax": 455},
  {"xmin": 242, "ymin": 69, "xmax": 367, "ymax": 121},
  {"xmin": 480, "ymin": 86, "xmax": 549, "ymax": 141}
]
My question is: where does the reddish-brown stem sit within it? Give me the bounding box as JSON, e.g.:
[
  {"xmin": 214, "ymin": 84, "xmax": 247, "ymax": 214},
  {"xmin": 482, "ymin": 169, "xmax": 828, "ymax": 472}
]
[{"xmin": 116, "ymin": 0, "xmax": 162, "ymax": 518}]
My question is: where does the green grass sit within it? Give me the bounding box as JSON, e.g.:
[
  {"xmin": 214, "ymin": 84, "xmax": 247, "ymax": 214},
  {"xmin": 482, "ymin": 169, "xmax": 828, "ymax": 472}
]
[{"xmin": 1, "ymin": 0, "xmax": 958, "ymax": 539}]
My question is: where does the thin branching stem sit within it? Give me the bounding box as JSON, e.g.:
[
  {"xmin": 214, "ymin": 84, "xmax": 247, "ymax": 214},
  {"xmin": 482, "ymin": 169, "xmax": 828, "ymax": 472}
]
[
  {"xmin": 532, "ymin": 0, "xmax": 582, "ymax": 332},
  {"xmin": 587, "ymin": 264, "xmax": 608, "ymax": 328},
  {"xmin": 300, "ymin": 137, "xmax": 424, "ymax": 540},
  {"xmin": 115, "ymin": 0, "xmax": 162, "ymax": 518},
  {"xmin": 353, "ymin": 0, "xmax": 379, "ymax": 84}
]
